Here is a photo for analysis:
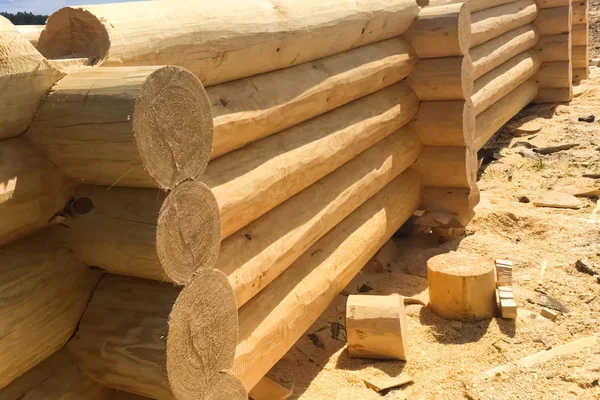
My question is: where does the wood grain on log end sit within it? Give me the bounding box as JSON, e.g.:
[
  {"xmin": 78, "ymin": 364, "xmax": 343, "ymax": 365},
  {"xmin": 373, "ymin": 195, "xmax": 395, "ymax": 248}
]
[
  {"xmin": 37, "ymin": 7, "xmax": 109, "ymax": 60},
  {"xmin": 157, "ymin": 180, "xmax": 221, "ymax": 284},
  {"xmin": 167, "ymin": 269, "xmax": 238, "ymax": 400},
  {"xmin": 204, "ymin": 372, "xmax": 248, "ymax": 400}
]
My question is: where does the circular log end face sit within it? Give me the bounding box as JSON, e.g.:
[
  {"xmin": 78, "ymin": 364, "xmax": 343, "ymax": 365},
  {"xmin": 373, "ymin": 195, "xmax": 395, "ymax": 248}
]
[
  {"xmin": 167, "ymin": 269, "xmax": 238, "ymax": 400},
  {"xmin": 457, "ymin": 3, "xmax": 472, "ymax": 55},
  {"xmin": 134, "ymin": 66, "xmax": 213, "ymax": 189},
  {"xmin": 37, "ymin": 7, "xmax": 109, "ymax": 60},
  {"xmin": 204, "ymin": 372, "xmax": 248, "ymax": 400},
  {"xmin": 427, "ymin": 251, "xmax": 494, "ymax": 276},
  {"xmin": 156, "ymin": 180, "xmax": 220, "ymax": 284}
]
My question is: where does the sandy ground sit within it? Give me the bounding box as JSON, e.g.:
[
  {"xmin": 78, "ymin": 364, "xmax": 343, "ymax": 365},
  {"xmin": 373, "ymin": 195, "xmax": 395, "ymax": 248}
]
[{"xmin": 264, "ymin": 71, "xmax": 600, "ymax": 399}]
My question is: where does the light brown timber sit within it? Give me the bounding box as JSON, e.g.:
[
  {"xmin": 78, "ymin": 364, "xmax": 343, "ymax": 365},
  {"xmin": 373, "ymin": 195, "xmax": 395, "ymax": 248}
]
[
  {"xmin": 68, "ymin": 269, "xmax": 238, "ymax": 400},
  {"xmin": 572, "ymin": 45, "xmax": 588, "ymax": 68},
  {"xmin": 536, "ymin": 0, "xmax": 570, "ymax": 7},
  {"xmin": 208, "ymin": 38, "xmax": 417, "ymax": 159},
  {"xmin": 412, "ymin": 100, "xmax": 474, "ymax": 147},
  {"xmin": 27, "ymin": 65, "xmax": 212, "ymax": 189},
  {"xmin": 0, "ymin": 137, "xmax": 75, "ymax": 247},
  {"xmin": 471, "ymin": 0, "xmax": 539, "ymax": 48},
  {"xmin": 572, "ymin": 23, "xmax": 588, "ymax": 46},
  {"xmin": 406, "ymin": 56, "xmax": 473, "ymax": 100},
  {"xmin": 427, "ymin": 0, "xmax": 517, "ymax": 13},
  {"xmin": 346, "ymin": 295, "xmax": 409, "ymax": 360},
  {"xmin": 534, "ymin": 87, "xmax": 573, "ymax": 102},
  {"xmin": 471, "ymin": 25, "xmax": 539, "ymax": 79},
  {"xmin": 60, "ymin": 180, "xmax": 220, "ymax": 284},
  {"xmin": 472, "ymin": 51, "xmax": 541, "ymax": 115},
  {"xmin": 403, "ymin": 3, "xmax": 471, "ymax": 58},
  {"xmin": 37, "ymin": 0, "xmax": 420, "ymax": 86},
  {"xmin": 412, "ymin": 146, "xmax": 477, "ymax": 188},
  {"xmin": 427, "ymin": 252, "xmax": 497, "ymax": 320},
  {"xmin": 475, "ymin": 79, "xmax": 538, "ymax": 149},
  {"xmin": 535, "ymin": 6, "xmax": 572, "ymax": 35},
  {"xmin": 534, "ymin": 34, "xmax": 571, "ymax": 62},
  {"xmin": 0, "ymin": 229, "xmax": 101, "ymax": 389},
  {"xmin": 536, "ymin": 61, "xmax": 573, "ymax": 88},
  {"xmin": 572, "ymin": 0, "xmax": 588, "ymax": 24},
  {"xmin": 203, "ymin": 82, "xmax": 419, "ymax": 239},
  {"xmin": 0, "ymin": 16, "xmax": 63, "ymax": 139},
  {"xmin": 420, "ymin": 186, "xmax": 480, "ymax": 219},
  {"xmin": 233, "ymin": 172, "xmax": 421, "ymax": 390},
  {"xmin": 219, "ymin": 127, "xmax": 421, "ymax": 307}
]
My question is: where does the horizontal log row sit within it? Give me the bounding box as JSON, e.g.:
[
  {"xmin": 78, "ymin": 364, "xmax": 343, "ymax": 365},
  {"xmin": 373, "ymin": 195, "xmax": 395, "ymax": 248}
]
[
  {"xmin": 571, "ymin": 0, "xmax": 589, "ymax": 80},
  {"xmin": 471, "ymin": 0, "xmax": 539, "ymax": 48}
]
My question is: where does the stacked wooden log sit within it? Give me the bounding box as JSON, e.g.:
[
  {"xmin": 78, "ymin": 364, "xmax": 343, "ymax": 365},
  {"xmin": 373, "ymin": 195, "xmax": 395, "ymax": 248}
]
[{"xmin": 571, "ymin": 0, "xmax": 590, "ymax": 80}]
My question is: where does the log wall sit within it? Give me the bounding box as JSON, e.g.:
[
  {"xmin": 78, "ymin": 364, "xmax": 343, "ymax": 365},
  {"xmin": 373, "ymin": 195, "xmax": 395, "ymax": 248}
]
[{"xmin": 571, "ymin": 0, "xmax": 589, "ymax": 80}]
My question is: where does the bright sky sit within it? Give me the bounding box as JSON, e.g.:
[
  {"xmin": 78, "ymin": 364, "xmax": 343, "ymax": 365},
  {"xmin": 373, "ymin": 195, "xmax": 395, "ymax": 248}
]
[{"xmin": 0, "ymin": 0, "xmax": 144, "ymax": 15}]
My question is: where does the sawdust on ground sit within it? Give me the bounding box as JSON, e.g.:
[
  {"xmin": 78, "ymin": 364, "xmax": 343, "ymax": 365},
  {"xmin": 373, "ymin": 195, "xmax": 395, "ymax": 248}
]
[{"xmin": 265, "ymin": 69, "xmax": 600, "ymax": 399}]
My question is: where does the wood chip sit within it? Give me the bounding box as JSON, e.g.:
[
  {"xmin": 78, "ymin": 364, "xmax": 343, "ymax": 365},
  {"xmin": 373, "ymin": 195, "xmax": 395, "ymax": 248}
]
[
  {"xmin": 363, "ymin": 374, "xmax": 413, "ymax": 392},
  {"xmin": 540, "ymin": 307, "xmax": 559, "ymax": 321},
  {"xmin": 553, "ymin": 184, "xmax": 600, "ymax": 198},
  {"xmin": 510, "ymin": 118, "xmax": 542, "ymax": 134},
  {"xmin": 530, "ymin": 191, "xmax": 583, "ymax": 209}
]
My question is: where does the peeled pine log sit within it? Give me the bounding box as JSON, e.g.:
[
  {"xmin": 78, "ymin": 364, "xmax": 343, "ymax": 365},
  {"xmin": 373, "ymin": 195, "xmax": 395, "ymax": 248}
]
[
  {"xmin": 209, "ymin": 38, "xmax": 417, "ymax": 159},
  {"xmin": 535, "ymin": 34, "xmax": 571, "ymax": 62},
  {"xmin": 38, "ymin": 0, "xmax": 419, "ymax": 86},
  {"xmin": 534, "ymin": 87, "xmax": 572, "ymax": 102},
  {"xmin": 0, "ymin": 351, "xmax": 146, "ymax": 400},
  {"xmin": 475, "ymin": 79, "xmax": 538, "ymax": 149},
  {"xmin": 233, "ymin": 171, "xmax": 421, "ymax": 390},
  {"xmin": 411, "ymin": 147, "xmax": 477, "ymax": 188},
  {"xmin": 419, "ymin": 186, "xmax": 480, "ymax": 219},
  {"xmin": 469, "ymin": 0, "xmax": 521, "ymax": 12},
  {"xmin": 219, "ymin": 127, "xmax": 421, "ymax": 307},
  {"xmin": 15, "ymin": 25, "xmax": 44, "ymax": 47},
  {"xmin": 572, "ymin": 23, "xmax": 588, "ymax": 46},
  {"xmin": 536, "ymin": 0, "xmax": 570, "ymax": 7},
  {"xmin": 572, "ymin": 45, "xmax": 588, "ymax": 68},
  {"xmin": 0, "ymin": 16, "xmax": 63, "ymax": 139},
  {"xmin": 472, "ymin": 51, "xmax": 541, "ymax": 115},
  {"xmin": 60, "ymin": 180, "xmax": 220, "ymax": 284},
  {"xmin": 471, "ymin": 25, "xmax": 539, "ymax": 79},
  {"xmin": 412, "ymin": 100, "xmax": 474, "ymax": 146},
  {"xmin": 572, "ymin": 0, "xmax": 588, "ymax": 24},
  {"xmin": 403, "ymin": 3, "xmax": 471, "ymax": 59},
  {"xmin": 536, "ymin": 61, "xmax": 572, "ymax": 88},
  {"xmin": 67, "ymin": 269, "xmax": 242, "ymax": 400},
  {"xmin": 27, "ymin": 66, "xmax": 212, "ymax": 189},
  {"xmin": 406, "ymin": 56, "xmax": 473, "ymax": 100},
  {"xmin": 0, "ymin": 137, "xmax": 75, "ymax": 247},
  {"xmin": 471, "ymin": 0, "xmax": 538, "ymax": 48},
  {"xmin": 427, "ymin": 252, "xmax": 496, "ymax": 320},
  {"xmin": 0, "ymin": 229, "xmax": 101, "ymax": 388},
  {"xmin": 204, "ymin": 82, "xmax": 419, "ymax": 239},
  {"xmin": 535, "ymin": 6, "xmax": 572, "ymax": 35},
  {"xmin": 573, "ymin": 68, "xmax": 589, "ymax": 81},
  {"xmin": 346, "ymin": 295, "xmax": 408, "ymax": 360}
]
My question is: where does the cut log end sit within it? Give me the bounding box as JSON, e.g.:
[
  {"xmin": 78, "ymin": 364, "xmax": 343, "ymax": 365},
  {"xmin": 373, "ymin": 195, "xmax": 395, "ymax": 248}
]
[
  {"xmin": 205, "ymin": 372, "xmax": 249, "ymax": 400},
  {"xmin": 157, "ymin": 180, "xmax": 220, "ymax": 284},
  {"xmin": 135, "ymin": 66, "xmax": 214, "ymax": 188},
  {"xmin": 37, "ymin": 7, "xmax": 109, "ymax": 60},
  {"xmin": 456, "ymin": 3, "xmax": 472, "ymax": 56},
  {"xmin": 167, "ymin": 269, "xmax": 238, "ymax": 400}
]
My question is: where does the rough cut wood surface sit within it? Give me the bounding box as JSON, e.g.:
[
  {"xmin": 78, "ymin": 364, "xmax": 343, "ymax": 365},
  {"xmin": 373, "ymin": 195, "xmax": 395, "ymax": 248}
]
[
  {"xmin": 219, "ymin": 127, "xmax": 421, "ymax": 307},
  {"xmin": 203, "ymin": 82, "xmax": 419, "ymax": 239},
  {"xmin": 572, "ymin": 23, "xmax": 588, "ymax": 46},
  {"xmin": 68, "ymin": 269, "xmax": 238, "ymax": 400},
  {"xmin": 406, "ymin": 56, "xmax": 473, "ymax": 100},
  {"xmin": 0, "ymin": 16, "xmax": 63, "ymax": 139},
  {"xmin": 208, "ymin": 37, "xmax": 417, "ymax": 159},
  {"xmin": 0, "ymin": 229, "xmax": 101, "ymax": 389},
  {"xmin": 471, "ymin": 0, "xmax": 538, "ymax": 48},
  {"xmin": 0, "ymin": 351, "xmax": 147, "ymax": 400},
  {"xmin": 535, "ymin": 6, "xmax": 572, "ymax": 35},
  {"xmin": 0, "ymin": 137, "xmax": 75, "ymax": 247},
  {"xmin": 37, "ymin": 0, "xmax": 419, "ymax": 86},
  {"xmin": 412, "ymin": 100, "xmax": 475, "ymax": 147},
  {"xmin": 61, "ymin": 181, "xmax": 220, "ymax": 284},
  {"xmin": 27, "ymin": 66, "xmax": 213, "ymax": 189},
  {"xmin": 403, "ymin": 3, "xmax": 471, "ymax": 58},
  {"xmin": 412, "ymin": 146, "xmax": 477, "ymax": 188},
  {"xmin": 233, "ymin": 171, "xmax": 421, "ymax": 390},
  {"xmin": 472, "ymin": 50, "xmax": 541, "ymax": 115},
  {"xmin": 535, "ymin": 33, "xmax": 571, "ymax": 62},
  {"xmin": 475, "ymin": 78, "xmax": 538, "ymax": 149},
  {"xmin": 536, "ymin": 61, "xmax": 573, "ymax": 88},
  {"xmin": 572, "ymin": 0, "xmax": 588, "ymax": 24},
  {"xmin": 572, "ymin": 45, "xmax": 589, "ymax": 68},
  {"xmin": 471, "ymin": 24, "xmax": 539, "ymax": 79},
  {"xmin": 534, "ymin": 87, "xmax": 573, "ymax": 103}
]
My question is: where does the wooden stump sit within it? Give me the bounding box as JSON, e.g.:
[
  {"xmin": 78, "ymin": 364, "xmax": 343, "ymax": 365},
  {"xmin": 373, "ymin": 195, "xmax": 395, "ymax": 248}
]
[
  {"xmin": 346, "ymin": 295, "xmax": 408, "ymax": 360},
  {"xmin": 427, "ymin": 252, "xmax": 496, "ymax": 320}
]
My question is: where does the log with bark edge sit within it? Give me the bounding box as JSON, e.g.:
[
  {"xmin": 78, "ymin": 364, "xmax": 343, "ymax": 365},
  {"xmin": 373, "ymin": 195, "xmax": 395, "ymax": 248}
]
[
  {"xmin": 471, "ymin": 0, "xmax": 539, "ymax": 48},
  {"xmin": 0, "ymin": 16, "xmax": 63, "ymax": 139},
  {"xmin": 37, "ymin": 0, "xmax": 419, "ymax": 86},
  {"xmin": 60, "ymin": 180, "xmax": 220, "ymax": 284},
  {"xmin": 203, "ymin": 82, "xmax": 419, "ymax": 239},
  {"xmin": 219, "ymin": 127, "xmax": 421, "ymax": 307},
  {"xmin": 403, "ymin": 3, "xmax": 471, "ymax": 59},
  {"xmin": 232, "ymin": 171, "xmax": 421, "ymax": 390},
  {"xmin": 472, "ymin": 50, "xmax": 541, "ymax": 115},
  {"xmin": 572, "ymin": 0, "xmax": 588, "ymax": 24},
  {"xmin": 0, "ymin": 137, "xmax": 75, "ymax": 247},
  {"xmin": 67, "ymin": 269, "xmax": 240, "ymax": 400},
  {"xmin": 27, "ymin": 66, "xmax": 212, "ymax": 189},
  {"xmin": 572, "ymin": 45, "xmax": 589, "ymax": 68},
  {"xmin": 208, "ymin": 37, "xmax": 417, "ymax": 159},
  {"xmin": 471, "ymin": 25, "xmax": 539, "ymax": 79},
  {"xmin": 411, "ymin": 146, "xmax": 478, "ymax": 189},
  {"xmin": 0, "ymin": 229, "xmax": 101, "ymax": 389}
]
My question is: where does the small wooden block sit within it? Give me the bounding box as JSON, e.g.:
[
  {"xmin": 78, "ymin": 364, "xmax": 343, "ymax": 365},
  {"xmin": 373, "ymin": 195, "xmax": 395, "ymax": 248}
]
[
  {"xmin": 500, "ymin": 297, "xmax": 517, "ymax": 319},
  {"xmin": 249, "ymin": 377, "xmax": 293, "ymax": 400},
  {"xmin": 363, "ymin": 374, "xmax": 413, "ymax": 392},
  {"xmin": 499, "ymin": 290, "xmax": 514, "ymax": 300},
  {"xmin": 495, "ymin": 259, "xmax": 514, "ymax": 267},
  {"xmin": 540, "ymin": 307, "xmax": 559, "ymax": 321}
]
